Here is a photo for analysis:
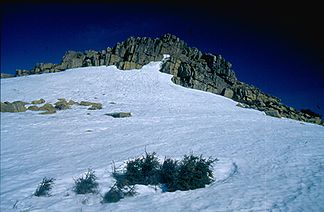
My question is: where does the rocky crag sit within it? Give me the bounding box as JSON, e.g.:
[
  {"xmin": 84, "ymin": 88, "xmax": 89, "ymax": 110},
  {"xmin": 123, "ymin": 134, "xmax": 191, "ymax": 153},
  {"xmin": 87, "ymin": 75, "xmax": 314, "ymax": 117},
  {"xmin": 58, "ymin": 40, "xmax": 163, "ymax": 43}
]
[{"xmin": 7, "ymin": 34, "xmax": 323, "ymax": 125}]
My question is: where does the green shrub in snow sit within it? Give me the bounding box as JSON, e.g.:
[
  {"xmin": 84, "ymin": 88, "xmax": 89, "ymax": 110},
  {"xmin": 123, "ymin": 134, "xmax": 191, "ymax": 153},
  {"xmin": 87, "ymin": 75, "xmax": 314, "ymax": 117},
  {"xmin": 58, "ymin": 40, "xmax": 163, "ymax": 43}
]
[
  {"xmin": 73, "ymin": 169, "xmax": 98, "ymax": 194},
  {"xmin": 125, "ymin": 152, "xmax": 160, "ymax": 186},
  {"xmin": 105, "ymin": 152, "xmax": 217, "ymax": 203},
  {"xmin": 160, "ymin": 158, "xmax": 179, "ymax": 191},
  {"xmin": 174, "ymin": 154, "xmax": 216, "ymax": 191},
  {"xmin": 34, "ymin": 177, "xmax": 55, "ymax": 197},
  {"xmin": 102, "ymin": 183, "xmax": 136, "ymax": 203}
]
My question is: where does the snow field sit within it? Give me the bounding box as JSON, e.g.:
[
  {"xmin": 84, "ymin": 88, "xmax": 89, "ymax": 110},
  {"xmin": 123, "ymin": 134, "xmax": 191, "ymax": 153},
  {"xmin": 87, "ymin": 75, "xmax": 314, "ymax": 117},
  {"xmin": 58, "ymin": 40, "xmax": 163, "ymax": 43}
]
[{"xmin": 1, "ymin": 60, "xmax": 324, "ymax": 211}]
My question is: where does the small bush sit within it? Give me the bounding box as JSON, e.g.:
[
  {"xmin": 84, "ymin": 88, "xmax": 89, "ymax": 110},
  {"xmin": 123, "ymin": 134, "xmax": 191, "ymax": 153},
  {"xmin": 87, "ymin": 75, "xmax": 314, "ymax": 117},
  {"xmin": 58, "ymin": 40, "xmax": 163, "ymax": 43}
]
[
  {"xmin": 73, "ymin": 169, "xmax": 98, "ymax": 194},
  {"xmin": 176, "ymin": 155, "xmax": 216, "ymax": 191},
  {"xmin": 125, "ymin": 152, "xmax": 160, "ymax": 185},
  {"xmin": 160, "ymin": 158, "xmax": 179, "ymax": 192},
  {"xmin": 160, "ymin": 155, "xmax": 216, "ymax": 191},
  {"xmin": 102, "ymin": 183, "xmax": 136, "ymax": 203},
  {"xmin": 34, "ymin": 177, "xmax": 55, "ymax": 197},
  {"xmin": 102, "ymin": 185, "xmax": 124, "ymax": 203}
]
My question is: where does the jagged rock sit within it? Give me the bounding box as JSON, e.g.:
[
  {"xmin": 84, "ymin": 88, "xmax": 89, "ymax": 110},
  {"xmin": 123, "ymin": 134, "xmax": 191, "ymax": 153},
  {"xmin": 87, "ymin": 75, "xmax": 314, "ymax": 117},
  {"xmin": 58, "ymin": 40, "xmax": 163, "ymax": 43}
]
[
  {"xmin": 33, "ymin": 63, "xmax": 57, "ymax": 74},
  {"xmin": 116, "ymin": 61, "xmax": 142, "ymax": 70},
  {"xmin": 236, "ymin": 103, "xmax": 250, "ymax": 108},
  {"xmin": 0, "ymin": 101, "xmax": 27, "ymax": 112},
  {"xmin": 31, "ymin": 98, "xmax": 45, "ymax": 104},
  {"xmin": 61, "ymin": 51, "xmax": 85, "ymax": 69},
  {"xmin": 16, "ymin": 69, "xmax": 30, "ymax": 76},
  {"xmin": 222, "ymin": 88, "xmax": 234, "ymax": 98},
  {"xmin": 105, "ymin": 112, "xmax": 132, "ymax": 118},
  {"xmin": 68, "ymin": 100, "xmax": 78, "ymax": 105},
  {"xmin": 27, "ymin": 105, "xmax": 40, "ymax": 111},
  {"xmin": 79, "ymin": 101, "xmax": 102, "ymax": 110},
  {"xmin": 265, "ymin": 109, "xmax": 281, "ymax": 118},
  {"xmin": 39, "ymin": 103, "xmax": 56, "ymax": 114},
  {"xmin": 88, "ymin": 103, "xmax": 102, "ymax": 110},
  {"xmin": 54, "ymin": 99, "xmax": 71, "ymax": 110},
  {"xmin": 79, "ymin": 101, "xmax": 93, "ymax": 106}
]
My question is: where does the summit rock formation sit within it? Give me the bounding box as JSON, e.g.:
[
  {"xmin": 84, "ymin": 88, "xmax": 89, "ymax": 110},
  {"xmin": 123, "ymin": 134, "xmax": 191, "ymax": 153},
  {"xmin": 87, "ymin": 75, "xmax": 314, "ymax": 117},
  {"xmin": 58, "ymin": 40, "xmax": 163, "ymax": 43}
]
[{"xmin": 8, "ymin": 34, "xmax": 323, "ymax": 125}]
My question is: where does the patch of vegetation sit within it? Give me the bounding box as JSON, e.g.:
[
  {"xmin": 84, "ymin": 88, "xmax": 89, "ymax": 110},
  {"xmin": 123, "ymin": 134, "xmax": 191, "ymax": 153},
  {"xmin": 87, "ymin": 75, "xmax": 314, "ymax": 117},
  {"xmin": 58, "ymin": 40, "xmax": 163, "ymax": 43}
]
[
  {"xmin": 124, "ymin": 152, "xmax": 160, "ymax": 186},
  {"xmin": 34, "ymin": 177, "xmax": 55, "ymax": 197},
  {"xmin": 102, "ymin": 183, "xmax": 136, "ymax": 203},
  {"xmin": 105, "ymin": 152, "xmax": 217, "ymax": 203},
  {"xmin": 160, "ymin": 158, "xmax": 179, "ymax": 191},
  {"xmin": 174, "ymin": 155, "xmax": 216, "ymax": 191},
  {"xmin": 73, "ymin": 169, "xmax": 99, "ymax": 194}
]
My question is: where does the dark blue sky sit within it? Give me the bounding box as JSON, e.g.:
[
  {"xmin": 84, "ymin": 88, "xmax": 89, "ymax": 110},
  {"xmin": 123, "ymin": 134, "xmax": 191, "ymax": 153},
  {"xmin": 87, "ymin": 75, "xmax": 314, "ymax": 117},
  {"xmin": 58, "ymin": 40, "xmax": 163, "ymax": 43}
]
[{"xmin": 1, "ymin": 2, "xmax": 323, "ymax": 116}]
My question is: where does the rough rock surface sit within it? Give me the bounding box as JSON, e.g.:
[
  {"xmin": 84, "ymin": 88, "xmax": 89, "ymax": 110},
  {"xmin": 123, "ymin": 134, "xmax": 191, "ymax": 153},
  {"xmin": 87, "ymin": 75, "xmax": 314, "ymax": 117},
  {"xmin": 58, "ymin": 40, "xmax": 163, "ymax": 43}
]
[
  {"xmin": 0, "ymin": 101, "xmax": 28, "ymax": 112},
  {"xmin": 31, "ymin": 99, "xmax": 46, "ymax": 104},
  {"xmin": 38, "ymin": 103, "xmax": 56, "ymax": 114},
  {"xmin": 105, "ymin": 112, "xmax": 132, "ymax": 118},
  {"xmin": 13, "ymin": 34, "xmax": 323, "ymax": 125}
]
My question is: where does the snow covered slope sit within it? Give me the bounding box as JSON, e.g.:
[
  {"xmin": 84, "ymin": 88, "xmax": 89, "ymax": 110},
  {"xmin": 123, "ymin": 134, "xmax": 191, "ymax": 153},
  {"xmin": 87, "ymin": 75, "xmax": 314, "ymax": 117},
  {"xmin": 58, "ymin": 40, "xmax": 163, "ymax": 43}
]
[{"xmin": 1, "ymin": 59, "xmax": 324, "ymax": 211}]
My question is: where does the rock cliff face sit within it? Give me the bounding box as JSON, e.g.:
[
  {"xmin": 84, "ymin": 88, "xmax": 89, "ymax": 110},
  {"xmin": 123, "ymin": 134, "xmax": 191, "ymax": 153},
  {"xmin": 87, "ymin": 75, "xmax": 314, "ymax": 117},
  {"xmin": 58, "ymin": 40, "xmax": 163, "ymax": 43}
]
[{"xmin": 13, "ymin": 34, "xmax": 323, "ymax": 125}]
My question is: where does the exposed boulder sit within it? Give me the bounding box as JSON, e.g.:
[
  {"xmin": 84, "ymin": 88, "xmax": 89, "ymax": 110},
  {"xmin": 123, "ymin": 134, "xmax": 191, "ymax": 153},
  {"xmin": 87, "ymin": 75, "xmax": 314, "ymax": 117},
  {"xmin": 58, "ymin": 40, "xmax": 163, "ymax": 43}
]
[
  {"xmin": 221, "ymin": 88, "xmax": 234, "ymax": 99},
  {"xmin": 105, "ymin": 112, "xmax": 132, "ymax": 118},
  {"xmin": 79, "ymin": 101, "xmax": 102, "ymax": 110},
  {"xmin": 54, "ymin": 99, "xmax": 72, "ymax": 110},
  {"xmin": 39, "ymin": 103, "xmax": 56, "ymax": 114},
  {"xmin": 265, "ymin": 109, "xmax": 281, "ymax": 118},
  {"xmin": 0, "ymin": 101, "xmax": 28, "ymax": 112},
  {"xmin": 27, "ymin": 105, "xmax": 40, "ymax": 111},
  {"xmin": 79, "ymin": 101, "xmax": 93, "ymax": 106},
  {"xmin": 88, "ymin": 103, "xmax": 102, "ymax": 110},
  {"xmin": 31, "ymin": 98, "xmax": 46, "ymax": 104},
  {"xmin": 0, "ymin": 73, "xmax": 14, "ymax": 78}
]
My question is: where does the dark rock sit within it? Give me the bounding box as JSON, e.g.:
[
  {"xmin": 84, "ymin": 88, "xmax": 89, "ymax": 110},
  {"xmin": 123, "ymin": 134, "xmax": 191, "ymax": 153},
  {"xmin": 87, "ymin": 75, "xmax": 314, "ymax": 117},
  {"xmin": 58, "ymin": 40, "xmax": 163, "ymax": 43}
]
[
  {"xmin": 54, "ymin": 99, "xmax": 71, "ymax": 110},
  {"xmin": 105, "ymin": 112, "xmax": 132, "ymax": 118}
]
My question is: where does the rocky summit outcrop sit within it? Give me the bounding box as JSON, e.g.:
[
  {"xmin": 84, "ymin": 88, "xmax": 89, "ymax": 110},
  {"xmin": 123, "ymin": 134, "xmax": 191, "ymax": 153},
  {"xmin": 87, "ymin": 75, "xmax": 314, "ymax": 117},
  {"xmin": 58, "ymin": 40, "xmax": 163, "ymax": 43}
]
[{"xmin": 13, "ymin": 34, "xmax": 323, "ymax": 125}]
